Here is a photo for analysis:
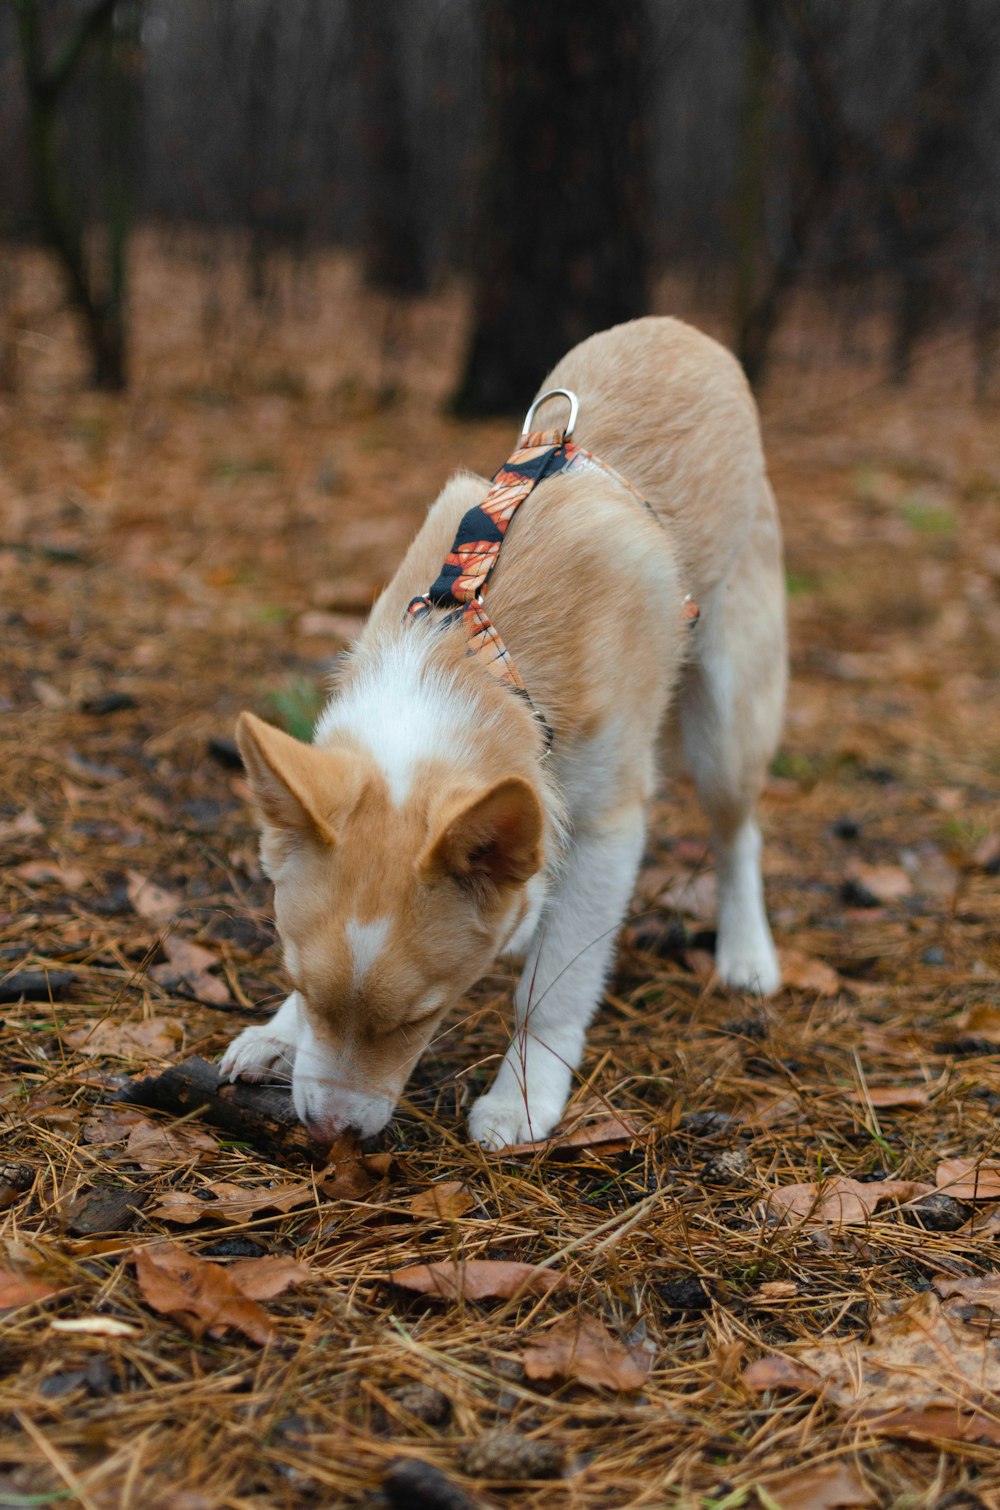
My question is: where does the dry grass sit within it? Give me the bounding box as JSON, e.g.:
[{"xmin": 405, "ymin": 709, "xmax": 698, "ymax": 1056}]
[{"xmin": 1, "ymin": 235, "xmax": 999, "ymax": 1509}]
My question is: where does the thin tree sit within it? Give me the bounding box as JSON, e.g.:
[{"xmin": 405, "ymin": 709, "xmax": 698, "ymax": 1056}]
[
  {"xmin": 14, "ymin": 0, "xmax": 139, "ymax": 390},
  {"xmin": 452, "ymin": 0, "xmax": 651, "ymax": 416}
]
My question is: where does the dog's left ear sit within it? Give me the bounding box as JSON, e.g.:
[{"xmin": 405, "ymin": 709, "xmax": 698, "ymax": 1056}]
[{"xmin": 421, "ymin": 776, "xmax": 544, "ymax": 890}]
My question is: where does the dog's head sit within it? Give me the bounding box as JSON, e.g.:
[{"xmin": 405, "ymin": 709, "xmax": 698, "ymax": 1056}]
[{"xmin": 235, "ymin": 711, "xmax": 545, "ymax": 1141}]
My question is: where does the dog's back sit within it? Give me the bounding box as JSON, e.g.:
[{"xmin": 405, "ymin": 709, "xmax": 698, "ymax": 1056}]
[{"xmin": 537, "ymin": 316, "xmax": 766, "ymax": 597}]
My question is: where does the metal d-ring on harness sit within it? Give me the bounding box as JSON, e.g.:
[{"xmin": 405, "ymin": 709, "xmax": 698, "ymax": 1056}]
[{"xmin": 405, "ymin": 388, "xmax": 698, "ymax": 753}]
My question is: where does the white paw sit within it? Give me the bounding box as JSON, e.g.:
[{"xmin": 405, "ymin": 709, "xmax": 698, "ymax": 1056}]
[
  {"xmin": 467, "ymin": 1089, "xmax": 563, "ymax": 1150},
  {"xmin": 219, "ymin": 1024, "xmax": 297, "ymax": 1084},
  {"xmin": 716, "ymin": 937, "xmax": 781, "ymax": 996}
]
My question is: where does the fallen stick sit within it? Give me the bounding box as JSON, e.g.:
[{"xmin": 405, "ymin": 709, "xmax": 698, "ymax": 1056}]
[{"xmin": 115, "ymin": 1055, "xmax": 320, "ymax": 1159}]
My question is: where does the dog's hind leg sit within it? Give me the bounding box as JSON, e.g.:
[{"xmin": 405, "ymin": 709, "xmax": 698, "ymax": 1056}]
[{"xmin": 679, "ymin": 479, "xmax": 786, "ymax": 995}]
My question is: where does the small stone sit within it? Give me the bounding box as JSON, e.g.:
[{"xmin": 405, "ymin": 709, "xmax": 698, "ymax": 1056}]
[
  {"xmin": 657, "ymin": 1274, "xmax": 712, "ymax": 1313},
  {"xmin": 906, "ymin": 1192, "xmax": 970, "ymax": 1232},
  {"xmin": 382, "ymin": 1459, "xmax": 474, "ymax": 1510},
  {"xmin": 462, "ymin": 1428, "xmax": 564, "ymax": 1481},
  {"xmin": 391, "ymin": 1383, "xmax": 452, "ymax": 1427},
  {"xmin": 922, "ymin": 947, "xmax": 947, "ymax": 966},
  {"xmin": 701, "ymin": 1147, "xmax": 751, "ymax": 1184}
]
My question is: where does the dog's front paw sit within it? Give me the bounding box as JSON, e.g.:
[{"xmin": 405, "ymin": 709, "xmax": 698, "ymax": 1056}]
[
  {"xmin": 468, "ymin": 1089, "xmax": 562, "ymax": 1151},
  {"xmin": 716, "ymin": 935, "xmax": 781, "ymax": 996},
  {"xmin": 219, "ymin": 1024, "xmax": 297, "ymax": 1084}
]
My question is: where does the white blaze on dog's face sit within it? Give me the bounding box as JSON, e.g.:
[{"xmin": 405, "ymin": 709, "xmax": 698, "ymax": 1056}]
[{"xmin": 235, "ymin": 711, "xmax": 544, "ymax": 1141}]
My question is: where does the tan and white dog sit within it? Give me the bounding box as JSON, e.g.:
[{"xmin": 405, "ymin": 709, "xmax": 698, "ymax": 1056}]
[{"xmin": 220, "ymin": 317, "xmax": 786, "ymax": 1149}]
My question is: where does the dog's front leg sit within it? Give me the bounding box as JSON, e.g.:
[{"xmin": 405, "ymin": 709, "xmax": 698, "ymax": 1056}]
[
  {"xmin": 220, "ymin": 990, "xmax": 303, "ymax": 1084},
  {"xmin": 468, "ymin": 807, "xmax": 645, "ymax": 1149}
]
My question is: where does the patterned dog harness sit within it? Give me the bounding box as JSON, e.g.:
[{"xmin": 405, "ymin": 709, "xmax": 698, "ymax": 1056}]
[{"xmin": 406, "ymin": 388, "xmax": 698, "ymax": 751}]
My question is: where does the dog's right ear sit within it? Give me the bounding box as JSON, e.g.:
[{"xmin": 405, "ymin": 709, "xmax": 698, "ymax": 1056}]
[{"xmin": 236, "ymin": 711, "xmax": 356, "ymax": 851}]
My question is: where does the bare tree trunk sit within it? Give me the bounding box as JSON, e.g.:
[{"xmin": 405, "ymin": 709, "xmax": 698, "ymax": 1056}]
[
  {"xmin": 14, "ymin": 0, "xmax": 137, "ymax": 391},
  {"xmin": 452, "ymin": 0, "xmax": 651, "ymax": 417},
  {"xmin": 348, "ymin": 0, "xmax": 427, "ymax": 295}
]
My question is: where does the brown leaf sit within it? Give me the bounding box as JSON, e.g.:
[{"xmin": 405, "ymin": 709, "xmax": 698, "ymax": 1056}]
[
  {"xmin": 126, "ymin": 1120, "xmax": 220, "ymax": 1171},
  {"xmin": 522, "ymin": 1314, "xmax": 650, "ymax": 1392},
  {"xmin": 409, "ymin": 1181, "xmax": 474, "ymax": 1219},
  {"xmin": 505, "ymin": 1115, "xmax": 646, "ymax": 1157},
  {"xmin": 778, "ymin": 948, "xmax": 841, "ymax": 996},
  {"xmin": 867, "ymin": 1406, "xmax": 1000, "ymax": 1447},
  {"xmin": 768, "ymin": 1175, "xmax": 934, "ymax": 1228},
  {"xmin": 150, "ymin": 935, "xmax": 231, "ymax": 1006},
  {"xmin": 0, "ymin": 809, "xmax": 43, "ymax": 842},
  {"xmin": 846, "ymin": 1085, "xmax": 931, "ymax": 1110},
  {"xmin": 934, "ymin": 1275, "xmax": 1000, "ymax": 1310},
  {"xmin": 126, "ymin": 870, "xmax": 184, "ymax": 925},
  {"xmin": 81, "ymin": 1107, "xmax": 151, "ymax": 1144},
  {"xmin": 150, "ymin": 1180, "xmax": 315, "ymax": 1224},
  {"xmin": 65, "ymin": 1016, "xmax": 184, "ymax": 1060},
  {"xmin": 133, "ymin": 1242, "xmax": 274, "ymax": 1344},
  {"xmin": 936, "ymin": 1157, "xmax": 1000, "ymax": 1201},
  {"xmin": 972, "ymin": 832, "xmax": 1000, "ymax": 871},
  {"xmin": 758, "ymin": 1461, "xmax": 876, "ymax": 1510},
  {"xmin": 0, "ymin": 1269, "xmax": 62, "ymax": 1310},
  {"xmin": 758, "ymin": 1281, "xmax": 799, "ymax": 1300},
  {"xmin": 12, "ymin": 860, "xmax": 87, "ymax": 889},
  {"xmin": 743, "ymin": 1290, "xmax": 1000, "ymax": 1420},
  {"xmin": 844, "ymin": 861, "xmax": 912, "ymax": 904},
  {"xmin": 658, "ymin": 869, "xmax": 717, "ymax": 921},
  {"xmin": 387, "ymin": 1259, "xmax": 564, "ymax": 1301},
  {"xmin": 226, "ymin": 1256, "xmax": 316, "ymax": 1300}
]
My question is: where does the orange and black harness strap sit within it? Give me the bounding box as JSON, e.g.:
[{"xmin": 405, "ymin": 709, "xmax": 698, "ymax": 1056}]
[{"xmin": 406, "ymin": 389, "xmax": 698, "ymax": 752}]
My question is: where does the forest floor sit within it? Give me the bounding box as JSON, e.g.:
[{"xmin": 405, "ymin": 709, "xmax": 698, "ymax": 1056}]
[{"xmin": 1, "ymin": 236, "xmax": 999, "ymax": 1510}]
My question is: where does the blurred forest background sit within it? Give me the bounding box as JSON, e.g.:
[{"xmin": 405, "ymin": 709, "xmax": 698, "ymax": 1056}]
[
  {"xmin": 2, "ymin": 0, "xmax": 1000, "ymax": 403},
  {"xmin": 3, "ymin": 8, "xmax": 1000, "ymax": 1505}
]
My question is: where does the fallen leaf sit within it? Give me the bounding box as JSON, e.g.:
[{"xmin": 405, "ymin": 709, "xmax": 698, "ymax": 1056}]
[
  {"xmin": 936, "ymin": 1158, "xmax": 1000, "ymax": 1201},
  {"xmin": 846, "ymin": 1085, "xmax": 931, "ymax": 1110},
  {"xmin": 505, "ymin": 1115, "xmax": 647, "ymax": 1156},
  {"xmin": 844, "ymin": 861, "xmax": 912, "ymax": 905},
  {"xmin": 768, "ymin": 1175, "xmax": 934, "ymax": 1228},
  {"xmin": 154, "ymin": 936, "xmax": 220, "ymax": 974},
  {"xmin": 522, "ymin": 1314, "xmax": 650, "ymax": 1392},
  {"xmin": 0, "ymin": 1269, "xmax": 62, "ymax": 1310},
  {"xmin": 778, "ymin": 948, "xmax": 841, "ymax": 996},
  {"xmin": 743, "ymin": 1290, "xmax": 1000, "ymax": 1426},
  {"xmin": 150, "ymin": 935, "xmax": 232, "ymax": 1006},
  {"xmin": 409, "ymin": 1181, "xmax": 474, "ymax": 1219},
  {"xmin": 65, "ymin": 1016, "xmax": 184, "ymax": 1060},
  {"xmin": 226, "ymin": 1256, "xmax": 316, "ymax": 1300},
  {"xmin": 0, "ymin": 809, "xmax": 43, "ymax": 842},
  {"xmin": 12, "ymin": 860, "xmax": 87, "ymax": 889},
  {"xmin": 132, "ymin": 1242, "xmax": 274, "ymax": 1343},
  {"xmin": 150, "ymin": 1180, "xmax": 315, "ymax": 1224},
  {"xmin": 758, "ymin": 1281, "xmax": 799, "ymax": 1300},
  {"xmin": 126, "ymin": 1120, "xmax": 220, "ymax": 1171},
  {"xmin": 81, "ymin": 1106, "xmax": 151, "ymax": 1143},
  {"xmin": 867, "ymin": 1405, "xmax": 1000, "ymax": 1446},
  {"xmin": 126, "ymin": 870, "xmax": 184, "ymax": 925},
  {"xmin": 658, "ymin": 869, "xmax": 717, "ymax": 921},
  {"xmin": 957, "ymin": 1003, "xmax": 1000, "ymax": 1044},
  {"xmin": 49, "ymin": 1317, "xmax": 139, "ymax": 1337},
  {"xmin": 387, "ymin": 1260, "xmax": 564, "ymax": 1301},
  {"xmin": 758, "ymin": 1461, "xmax": 876, "ymax": 1510},
  {"xmin": 972, "ymin": 832, "xmax": 1000, "ymax": 872},
  {"xmin": 934, "ymin": 1275, "xmax": 1000, "ymax": 1310}
]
